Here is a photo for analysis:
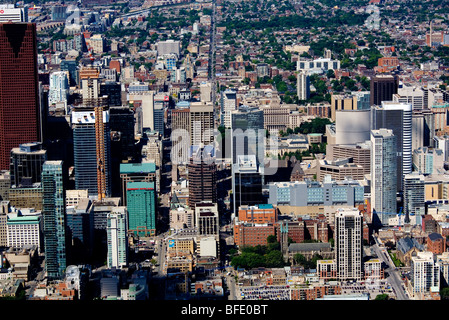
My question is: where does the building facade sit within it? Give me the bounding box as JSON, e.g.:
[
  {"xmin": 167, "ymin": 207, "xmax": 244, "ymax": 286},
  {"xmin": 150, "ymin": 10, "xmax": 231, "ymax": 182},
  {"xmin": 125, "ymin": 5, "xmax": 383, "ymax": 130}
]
[
  {"xmin": 335, "ymin": 208, "xmax": 363, "ymax": 281},
  {"xmin": 0, "ymin": 22, "xmax": 41, "ymax": 170},
  {"xmin": 42, "ymin": 161, "xmax": 66, "ymax": 280}
]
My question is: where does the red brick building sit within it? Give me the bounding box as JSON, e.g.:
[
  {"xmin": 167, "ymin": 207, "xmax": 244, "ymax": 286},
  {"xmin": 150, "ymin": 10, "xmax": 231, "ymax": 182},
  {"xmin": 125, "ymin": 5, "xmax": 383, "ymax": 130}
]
[{"xmin": 427, "ymin": 233, "xmax": 446, "ymax": 255}]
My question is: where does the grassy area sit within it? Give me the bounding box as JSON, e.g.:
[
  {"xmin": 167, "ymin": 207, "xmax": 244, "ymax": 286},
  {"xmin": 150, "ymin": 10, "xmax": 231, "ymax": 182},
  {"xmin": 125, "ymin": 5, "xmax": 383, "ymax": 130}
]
[{"xmin": 388, "ymin": 251, "xmax": 404, "ymax": 268}]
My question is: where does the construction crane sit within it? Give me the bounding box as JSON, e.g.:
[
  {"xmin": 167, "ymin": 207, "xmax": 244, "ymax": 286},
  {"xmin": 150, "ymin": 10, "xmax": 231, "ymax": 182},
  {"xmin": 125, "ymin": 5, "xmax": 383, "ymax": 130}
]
[{"xmin": 95, "ymin": 102, "xmax": 106, "ymax": 201}]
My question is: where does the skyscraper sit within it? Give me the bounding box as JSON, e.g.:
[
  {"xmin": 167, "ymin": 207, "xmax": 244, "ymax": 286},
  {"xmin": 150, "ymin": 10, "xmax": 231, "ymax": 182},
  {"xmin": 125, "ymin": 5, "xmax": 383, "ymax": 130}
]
[
  {"xmin": 232, "ymin": 154, "xmax": 264, "ymax": 215},
  {"xmin": 231, "ymin": 105, "xmax": 265, "ymax": 168},
  {"xmin": 371, "ymin": 101, "xmax": 412, "ymax": 191},
  {"xmin": 48, "ymin": 71, "xmax": 70, "ymax": 108},
  {"xmin": 107, "ymin": 207, "xmax": 128, "ymax": 269},
  {"xmin": 42, "ymin": 160, "xmax": 67, "ymax": 280},
  {"xmin": 297, "ymin": 71, "xmax": 310, "ymax": 101},
  {"xmin": 220, "ymin": 89, "xmax": 237, "ymax": 128},
  {"xmin": 403, "ymin": 173, "xmax": 425, "ymax": 223},
  {"xmin": 335, "ymin": 208, "xmax": 363, "ymax": 281},
  {"xmin": 126, "ymin": 181, "xmax": 156, "ymax": 237},
  {"xmin": 190, "ymin": 101, "xmax": 214, "ymax": 147},
  {"xmin": 370, "ymin": 74, "xmax": 399, "ymax": 106},
  {"xmin": 0, "ymin": 22, "xmax": 40, "ymax": 170},
  {"xmin": 188, "ymin": 145, "xmax": 217, "ymax": 208},
  {"xmin": 171, "ymin": 108, "xmax": 191, "ymax": 165},
  {"xmin": 370, "ymin": 129, "xmax": 397, "ymax": 224},
  {"xmin": 72, "ymin": 103, "xmax": 111, "ymax": 198}
]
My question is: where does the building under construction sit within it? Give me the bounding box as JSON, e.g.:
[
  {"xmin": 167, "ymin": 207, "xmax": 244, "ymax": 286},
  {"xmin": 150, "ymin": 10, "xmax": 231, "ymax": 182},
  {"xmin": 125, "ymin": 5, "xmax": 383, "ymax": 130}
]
[{"xmin": 71, "ymin": 93, "xmax": 111, "ymax": 199}]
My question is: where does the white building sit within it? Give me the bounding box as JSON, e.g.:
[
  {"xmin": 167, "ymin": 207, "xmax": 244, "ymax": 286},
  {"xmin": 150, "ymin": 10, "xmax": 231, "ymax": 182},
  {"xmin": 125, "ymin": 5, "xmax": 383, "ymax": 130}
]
[
  {"xmin": 297, "ymin": 71, "xmax": 310, "ymax": 101},
  {"xmin": 370, "ymin": 129, "xmax": 397, "ymax": 222},
  {"xmin": 220, "ymin": 89, "xmax": 237, "ymax": 128},
  {"xmin": 0, "ymin": 4, "xmax": 28, "ymax": 22},
  {"xmin": 335, "ymin": 208, "xmax": 363, "ymax": 281},
  {"xmin": 107, "ymin": 207, "xmax": 128, "ymax": 269},
  {"xmin": 7, "ymin": 211, "xmax": 41, "ymax": 251},
  {"xmin": 49, "ymin": 71, "xmax": 70, "ymax": 107},
  {"xmin": 296, "ymin": 58, "xmax": 340, "ymax": 75},
  {"xmin": 410, "ymin": 251, "xmax": 440, "ymax": 298}
]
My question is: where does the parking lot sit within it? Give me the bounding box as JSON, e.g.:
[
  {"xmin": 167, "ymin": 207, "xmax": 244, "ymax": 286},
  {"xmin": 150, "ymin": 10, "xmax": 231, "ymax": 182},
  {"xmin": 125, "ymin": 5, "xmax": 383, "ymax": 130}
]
[
  {"xmin": 341, "ymin": 280, "xmax": 395, "ymax": 298},
  {"xmin": 239, "ymin": 285, "xmax": 290, "ymax": 300}
]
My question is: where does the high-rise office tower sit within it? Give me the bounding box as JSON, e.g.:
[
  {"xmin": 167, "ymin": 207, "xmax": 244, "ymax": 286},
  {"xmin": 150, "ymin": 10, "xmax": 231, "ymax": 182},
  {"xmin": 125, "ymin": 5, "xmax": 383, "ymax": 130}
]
[
  {"xmin": 188, "ymin": 145, "xmax": 217, "ymax": 208},
  {"xmin": 297, "ymin": 71, "xmax": 310, "ymax": 101},
  {"xmin": 126, "ymin": 181, "xmax": 156, "ymax": 237},
  {"xmin": 119, "ymin": 162, "xmax": 156, "ymax": 206},
  {"xmin": 100, "ymin": 81, "xmax": 122, "ymax": 107},
  {"xmin": 371, "ymin": 129, "xmax": 397, "ymax": 224},
  {"xmin": 190, "ymin": 101, "xmax": 214, "ymax": 147},
  {"xmin": 42, "ymin": 160, "xmax": 67, "ymax": 280},
  {"xmin": 232, "ymin": 154, "xmax": 264, "ymax": 215},
  {"xmin": 109, "ymin": 106, "xmax": 136, "ymax": 162},
  {"xmin": 71, "ymin": 103, "xmax": 111, "ymax": 198},
  {"xmin": 220, "ymin": 89, "xmax": 237, "ymax": 129},
  {"xmin": 107, "ymin": 207, "xmax": 128, "ymax": 269},
  {"xmin": 0, "ymin": 22, "xmax": 40, "ymax": 170},
  {"xmin": 10, "ymin": 142, "xmax": 47, "ymax": 187},
  {"xmin": 231, "ymin": 105, "xmax": 265, "ymax": 168},
  {"xmin": 171, "ymin": 108, "xmax": 190, "ymax": 165},
  {"xmin": 370, "ymin": 74, "xmax": 399, "ymax": 106},
  {"xmin": 371, "ymin": 101, "xmax": 412, "ymax": 191},
  {"xmin": 335, "ymin": 208, "xmax": 363, "ymax": 281}
]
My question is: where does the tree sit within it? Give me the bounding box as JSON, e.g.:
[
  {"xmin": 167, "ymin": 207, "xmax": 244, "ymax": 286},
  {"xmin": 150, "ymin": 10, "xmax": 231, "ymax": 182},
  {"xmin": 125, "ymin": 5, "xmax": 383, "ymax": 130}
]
[
  {"xmin": 374, "ymin": 294, "xmax": 389, "ymax": 300},
  {"xmin": 440, "ymin": 287, "xmax": 449, "ymax": 299}
]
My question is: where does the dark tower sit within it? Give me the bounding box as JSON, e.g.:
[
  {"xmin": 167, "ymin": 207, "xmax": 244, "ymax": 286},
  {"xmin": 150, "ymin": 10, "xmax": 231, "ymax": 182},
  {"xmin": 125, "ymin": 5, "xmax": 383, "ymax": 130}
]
[
  {"xmin": 188, "ymin": 145, "xmax": 217, "ymax": 208},
  {"xmin": 370, "ymin": 74, "xmax": 399, "ymax": 106},
  {"xmin": 0, "ymin": 23, "xmax": 40, "ymax": 169}
]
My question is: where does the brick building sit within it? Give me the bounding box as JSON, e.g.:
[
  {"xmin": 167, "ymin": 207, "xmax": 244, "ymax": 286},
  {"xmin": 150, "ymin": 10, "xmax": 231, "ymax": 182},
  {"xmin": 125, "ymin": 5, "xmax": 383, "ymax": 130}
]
[{"xmin": 427, "ymin": 232, "xmax": 446, "ymax": 255}]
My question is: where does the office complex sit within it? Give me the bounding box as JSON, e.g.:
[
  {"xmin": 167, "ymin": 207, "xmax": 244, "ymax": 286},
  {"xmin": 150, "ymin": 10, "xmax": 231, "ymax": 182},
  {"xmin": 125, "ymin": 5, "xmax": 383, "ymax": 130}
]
[
  {"xmin": 370, "ymin": 129, "xmax": 398, "ymax": 224},
  {"xmin": 0, "ymin": 22, "xmax": 40, "ymax": 170},
  {"xmin": 126, "ymin": 181, "xmax": 156, "ymax": 237},
  {"xmin": 119, "ymin": 163, "xmax": 156, "ymax": 205},
  {"xmin": 190, "ymin": 101, "xmax": 214, "ymax": 147},
  {"xmin": 231, "ymin": 105, "xmax": 265, "ymax": 167},
  {"xmin": 41, "ymin": 161, "xmax": 67, "ymax": 280},
  {"xmin": 188, "ymin": 145, "xmax": 217, "ymax": 208},
  {"xmin": 335, "ymin": 208, "xmax": 363, "ymax": 281},
  {"xmin": 171, "ymin": 108, "xmax": 191, "ymax": 164},
  {"xmin": 72, "ymin": 104, "xmax": 112, "ymax": 198},
  {"xmin": 232, "ymin": 155, "xmax": 264, "ymax": 215}
]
